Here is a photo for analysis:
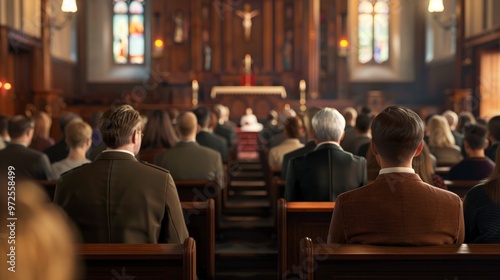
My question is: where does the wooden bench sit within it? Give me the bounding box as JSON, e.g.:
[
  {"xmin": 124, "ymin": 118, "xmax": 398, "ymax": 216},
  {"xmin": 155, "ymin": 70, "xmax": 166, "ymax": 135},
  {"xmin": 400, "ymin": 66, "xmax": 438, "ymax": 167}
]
[
  {"xmin": 175, "ymin": 180, "xmax": 222, "ymax": 231},
  {"xmin": 182, "ymin": 200, "xmax": 215, "ymax": 280},
  {"xmin": 444, "ymin": 180, "xmax": 481, "ymax": 198},
  {"xmin": 79, "ymin": 237, "xmax": 196, "ymax": 280},
  {"xmin": 277, "ymin": 198, "xmax": 335, "ymax": 279},
  {"xmin": 299, "ymin": 237, "xmax": 500, "ymax": 279}
]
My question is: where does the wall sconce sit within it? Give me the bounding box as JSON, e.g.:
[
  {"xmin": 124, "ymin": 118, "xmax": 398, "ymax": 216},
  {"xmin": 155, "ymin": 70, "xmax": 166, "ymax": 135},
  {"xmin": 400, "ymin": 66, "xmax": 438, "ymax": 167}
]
[
  {"xmin": 192, "ymin": 80, "xmax": 199, "ymax": 107},
  {"xmin": 338, "ymin": 38, "xmax": 349, "ymax": 57},
  {"xmin": 152, "ymin": 12, "xmax": 164, "ymax": 58},
  {"xmin": 428, "ymin": 0, "xmax": 455, "ymax": 30},
  {"xmin": 299, "ymin": 79, "xmax": 306, "ymax": 112},
  {"xmin": 0, "ymin": 82, "xmax": 12, "ymax": 91},
  {"xmin": 50, "ymin": 0, "xmax": 78, "ymax": 30}
]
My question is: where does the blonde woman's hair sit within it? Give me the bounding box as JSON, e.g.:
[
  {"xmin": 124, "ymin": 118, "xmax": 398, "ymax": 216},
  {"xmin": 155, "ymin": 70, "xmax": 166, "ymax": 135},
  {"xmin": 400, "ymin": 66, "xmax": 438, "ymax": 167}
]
[
  {"xmin": 413, "ymin": 142, "xmax": 434, "ymax": 185},
  {"xmin": 65, "ymin": 120, "xmax": 92, "ymax": 149},
  {"xmin": 427, "ymin": 115, "xmax": 456, "ymax": 148},
  {"xmin": 0, "ymin": 180, "xmax": 78, "ymax": 280}
]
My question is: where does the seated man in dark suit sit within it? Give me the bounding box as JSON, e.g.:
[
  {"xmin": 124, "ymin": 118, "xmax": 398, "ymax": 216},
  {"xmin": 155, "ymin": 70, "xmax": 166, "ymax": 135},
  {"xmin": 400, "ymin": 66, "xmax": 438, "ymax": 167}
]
[
  {"xmin": 328, "ymin": 106, "xmax": 465, "ymax": 245},
  {"xmin": 155, "ymin": 111, "xmax": 224, "ymax": 189},
  {"xmin": 193, "ymin": 106, "xmax": 228, "ymax": 161},
  {"xmin": 285, "ymin": 107, "xmax": 367, "ymax": 201},
  {"xmin": 281, "ymin": 107, "xmax": 321, "ymax": 179},
  {"xmin": 54, "ymin": 105, "xmax": 189, "ymax": 244},
  {"xmin": 448, "ymin": 124, "xmax": 494, "ymax": 180},
  {"xmin": 485, "ymin": 116, "xmax": 500, "ymax": 162},
  {"xmin": 0, "ymin": 115, "xmax": 53, "ymax": 180},
  {"xmin": 213, "ymin": 104, "xmax": 236, "ymax": 148}
]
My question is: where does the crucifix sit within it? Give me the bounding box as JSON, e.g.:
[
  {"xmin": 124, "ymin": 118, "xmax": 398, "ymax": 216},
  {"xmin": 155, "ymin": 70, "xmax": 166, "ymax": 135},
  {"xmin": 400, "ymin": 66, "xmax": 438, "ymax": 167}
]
[{"xmin": 236, "ymin": 4, "xmax": 259, "ymax": 41}]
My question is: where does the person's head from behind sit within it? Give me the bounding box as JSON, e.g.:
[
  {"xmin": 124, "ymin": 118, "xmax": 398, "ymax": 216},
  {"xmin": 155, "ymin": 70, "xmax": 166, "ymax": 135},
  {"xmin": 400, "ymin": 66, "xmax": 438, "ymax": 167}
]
[
  {"xmin": 99, "ymin": 105, "xmax": 143, "ymax": 155},
  {"xmin": 488, "ymin": 116, "xmax": 500, "ymax": 143},
  {"xmin": 177, "ymin": 111, "xmax": 199, "ymax": 141},
  {"xmin": 342, "ymin": 107, "xmax": 357, "ymax": 127},
  {"xmin": 65, "ymin": 120, "xmax": 92, "ymax": 153},
  {"xmin": 371, "ymin": 106, "xmax": 424, "ymax": 167},
  {"xmin": 456, "ymin": 111, "xmax": 476, "ymax": 133},
  {"xmin": 427, "ymin": 115, "xmax": 456, "ymax": 148},
  {"xmin": 167, "ymin": 107, "xmax": 180, "ymax": 125},
  {"xmin": 58, "ymin": 112, "xmax": 81, "ymax": 138},
  {"xmin": 89, "ymin": 111, "xmax": 104, "ymax": 129},
  {"xmin": 245, "ymin": 107, "xmax": 253, "ymax": 115},
  {"xmin": 284, "ymin": 116, "xmax": 304, "ymax": 140},
  {"xmin": 142, "ymin": 110, "xmax": 178, "ymax": 149},
  {"xmin": 193, "ymin": 106, "xmax": 211, "ymax": 129},
  {"xmin": 312, "ymin": 107, "xmax": 345, "ymax": 143},
  {"xmin": 0, "ymin": 180, "xmax": 77, "ymax": 280},
  {"xmin": 33, "ymin": 111, "xmax": 52, "ymax": 139},
  {"xmin": 8, "ymin": 115, "xmax": 35, "ymax": 145},
  {"xmin": 0, "ymin": 115, "xmax": 11, "ymax": 141},
  {"xmin": 463, "ymin": 124, "xmax": 488, "ymax": 155},
  {"xmin": 213, "ymin": 104, "xmax": 226, "ymax": 124},
  {"xmin": 355, "ymin": 114, "xmax": 372, "ymax": 134},
  {"xmin": 442, "ymin": 110, "xmax": 459, "ymax": 130}
]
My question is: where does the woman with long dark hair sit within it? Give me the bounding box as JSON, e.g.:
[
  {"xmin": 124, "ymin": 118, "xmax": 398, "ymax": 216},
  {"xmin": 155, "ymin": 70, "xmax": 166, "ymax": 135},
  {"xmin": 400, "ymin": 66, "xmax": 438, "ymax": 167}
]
[{"xmin": 463, "ymin": 145, "xmax": 500, "ymax": 243}]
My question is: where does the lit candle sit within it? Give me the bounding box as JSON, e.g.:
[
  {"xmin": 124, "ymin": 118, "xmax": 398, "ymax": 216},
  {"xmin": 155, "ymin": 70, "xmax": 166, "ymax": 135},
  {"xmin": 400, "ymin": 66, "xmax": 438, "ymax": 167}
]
[
  {"xmin": 244, "ymin": 54, "xmax": 251, "ymax": 72},
  {"xmin": 192, "ymin": 80, "xmax": 199, "ymax": 106},
  {"xmin": 299, "ymin": 80, "xmax": 306, "ymax": 101}
]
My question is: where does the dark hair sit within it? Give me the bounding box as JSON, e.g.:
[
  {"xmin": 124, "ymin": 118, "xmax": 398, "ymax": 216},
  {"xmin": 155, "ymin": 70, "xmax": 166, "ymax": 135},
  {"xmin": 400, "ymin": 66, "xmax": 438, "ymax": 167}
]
[
  {"xmin": 360, "ymin": 106, "xmax": 372, "ymax": 116},
  {"xmin": 141, "ymin": 110, "xmax": 179, "ymax": 150},
  {"xmin": 193, "ymin": 106, "xmax": 211, "ymax": 128},
  {"xmin": 463, "ymin": 124, "xmax": 487, "ymax": 150},
  {"xmin": 456, "ymin": 112, "xmax": 476, "ymax": 133},
  {"xmin": 485, "ymin": 145, "xmax": 500, "ymax": 204},
  {"xmin": 488, "ymin": 116, "xmax": 500, "ymax": 141},
  {"xmin": 58, "ymin": 112, "xmax": 81, "ymax": 134},
  {"xmin": 355, "ymin": 114, "xmax": 372, "ymax": 133},
  {"xmin": 99, "ymin": 105, "xmax": 142, "ymax": 149},
  {"xmin": 8, "ymin": 115, "xmax": 34, "ymax": 139},
  {"xmin": 0, "ymin": 115, "xmax": 10, "ymax": 136},
  {"xmin": 284, "ymin": 116, "xmax": 303, "ymax": 139},
  {"xmin": 371, "ymin": 106, "xmax": 424, "ymax": 165},
  {"xmin": 89, "ymin": 111, "xmax": 104, "ymax": 128}
]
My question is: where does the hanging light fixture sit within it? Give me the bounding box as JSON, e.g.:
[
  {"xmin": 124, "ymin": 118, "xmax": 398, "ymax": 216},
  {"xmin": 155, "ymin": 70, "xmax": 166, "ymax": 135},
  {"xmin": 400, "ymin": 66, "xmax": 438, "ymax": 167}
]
[
  {"xmin": 428, "ymin": 0, "xmax": 444, "ymax": 13},
  {"xmin": 61, "ymin": 0, "xmax": 78, "ymax": 13}
]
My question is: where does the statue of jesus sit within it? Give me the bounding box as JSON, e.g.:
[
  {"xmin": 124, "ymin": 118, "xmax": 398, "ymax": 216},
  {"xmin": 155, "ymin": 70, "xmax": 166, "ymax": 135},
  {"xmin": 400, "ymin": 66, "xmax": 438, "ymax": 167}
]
[{"xmin": 236, "ymin": 4, "xmax": 259, "ymax": 41}]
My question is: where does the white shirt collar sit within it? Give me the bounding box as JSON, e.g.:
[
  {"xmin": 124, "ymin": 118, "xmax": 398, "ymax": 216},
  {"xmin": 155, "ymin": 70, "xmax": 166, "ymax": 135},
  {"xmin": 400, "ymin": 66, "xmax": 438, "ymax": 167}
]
[
  {"xmin": 102, "ymin": 149, "xmax": 136, "ymax": 157},
  {"xmin": 379, "ymin": 167, "xmax": 415, "ymax": 175},
  {"xmin": 316, "ymin": 141, "xmax": 341, "ymax": 148}
]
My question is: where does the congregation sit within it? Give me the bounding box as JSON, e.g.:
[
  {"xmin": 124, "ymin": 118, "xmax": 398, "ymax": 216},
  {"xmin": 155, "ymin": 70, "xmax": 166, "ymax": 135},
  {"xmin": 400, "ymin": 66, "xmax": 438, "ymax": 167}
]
[{"xmin": 1, "ymin": 104, "xmax": 500, "ymax": 279}]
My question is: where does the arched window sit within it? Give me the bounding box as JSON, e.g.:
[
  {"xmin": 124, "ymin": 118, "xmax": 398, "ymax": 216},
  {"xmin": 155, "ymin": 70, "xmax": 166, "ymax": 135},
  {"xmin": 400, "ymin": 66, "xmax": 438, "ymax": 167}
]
[
  {"xmin": 358, "ymin": 0, "xmax": 389, "ymax": 64},
  {"xmin": 113, "ymin": 0, "xmax": 145, "ymax": 64}
]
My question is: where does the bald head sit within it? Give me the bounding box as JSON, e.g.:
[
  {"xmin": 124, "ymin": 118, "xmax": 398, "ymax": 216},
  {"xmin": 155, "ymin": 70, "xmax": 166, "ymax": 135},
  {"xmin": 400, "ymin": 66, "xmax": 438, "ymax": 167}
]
[{"xmin": 177, "ymin": 112, "xmax": 198, "ymax": 140}]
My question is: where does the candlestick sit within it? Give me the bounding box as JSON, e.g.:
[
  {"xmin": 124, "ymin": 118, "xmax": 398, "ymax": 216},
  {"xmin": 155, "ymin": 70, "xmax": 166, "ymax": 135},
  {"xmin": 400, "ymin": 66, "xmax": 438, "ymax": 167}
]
[
  {"xmin": 299, "ymin": 80, "xmax": 306, "ymax": 101},
  {"xmin": 192, "ymin": 80, "xmax": 199, "ymax": 106},
  {"xmin": 244, "ymin": 54, "xmax": 252, "ymax": 72}
]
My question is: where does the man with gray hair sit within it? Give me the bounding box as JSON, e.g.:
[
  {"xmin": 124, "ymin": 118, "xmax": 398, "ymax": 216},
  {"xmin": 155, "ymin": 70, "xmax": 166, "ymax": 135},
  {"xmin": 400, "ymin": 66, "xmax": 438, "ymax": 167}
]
[
  {"xmin": 285, "ymin": 107, "xmax": 367, "ymax": 201},
  {"xmin": 442, "ymin": 110, "xmax": 464, "ymax": 149}
]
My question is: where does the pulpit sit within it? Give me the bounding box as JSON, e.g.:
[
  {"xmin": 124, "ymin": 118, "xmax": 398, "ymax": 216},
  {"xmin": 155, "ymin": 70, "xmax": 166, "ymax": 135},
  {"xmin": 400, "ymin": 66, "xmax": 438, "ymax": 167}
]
[{"xmin": 210, "ymin": 86, "xmax": 287, "ymax": 120}]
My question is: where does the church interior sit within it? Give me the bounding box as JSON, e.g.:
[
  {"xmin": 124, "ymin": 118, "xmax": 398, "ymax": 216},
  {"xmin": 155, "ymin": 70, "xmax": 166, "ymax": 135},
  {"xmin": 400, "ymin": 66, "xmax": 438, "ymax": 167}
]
[{"xmin": 1, "ymin": 0, "xmax": 500, "ymax": 279}]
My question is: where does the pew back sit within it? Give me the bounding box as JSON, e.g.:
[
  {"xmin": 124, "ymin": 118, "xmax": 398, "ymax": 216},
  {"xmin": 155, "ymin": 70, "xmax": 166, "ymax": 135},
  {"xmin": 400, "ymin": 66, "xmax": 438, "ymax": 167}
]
[
  {"xmin": 175, "ymin": 180, "xmax": 222, "ymax": 231},
  {"xmin": 445, "ymin": 180, "xmax": 481, "ymax": 198},
  {"xmin": 278, "ymin": 198, "xmax": 334, "ymax": 279},
  {"xmin": 300, "ymin": 237, "xmax": 500, "ymax": 279},
  {"xmin": 182, "ymin": 200, "xmax": 215, "ymax": 280},
  {"xmin": 79, "ymin": 238, "xmax": 196, "ymax": 280}
]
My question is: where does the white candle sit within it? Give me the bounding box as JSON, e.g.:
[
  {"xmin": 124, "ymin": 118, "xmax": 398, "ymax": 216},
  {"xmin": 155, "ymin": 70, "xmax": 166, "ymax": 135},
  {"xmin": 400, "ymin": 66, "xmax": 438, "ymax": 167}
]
[
  {"xmin": 244, "ymin": 54, "xmax": 251, "ymax": 71},
  {"xmin": 299, "ymin": 80, "xmax": 306, "ymax": 101},
  {"xmin": 192, "ymin": 80, "xmax": 199, "ymax": 92}
]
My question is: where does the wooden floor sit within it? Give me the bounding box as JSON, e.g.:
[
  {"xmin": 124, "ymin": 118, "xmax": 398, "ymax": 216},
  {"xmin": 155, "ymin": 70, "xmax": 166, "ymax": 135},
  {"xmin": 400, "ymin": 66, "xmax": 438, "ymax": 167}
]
[{"xmin": 215, "ymin": 154, "xmax": 277, "ymax": 279}]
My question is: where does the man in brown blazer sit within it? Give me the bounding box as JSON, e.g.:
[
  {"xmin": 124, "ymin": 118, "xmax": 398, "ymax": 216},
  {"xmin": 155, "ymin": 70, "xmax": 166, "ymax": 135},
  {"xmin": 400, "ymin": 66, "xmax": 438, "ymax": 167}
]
[
  {"xmin": 155, "ymin": 111, "xmax": 224, "ymax": 189},
  {"xmin": 328, "ymin": 106, "xmax": 465, "ymax": 245},
  {"xmin": 55, "ymin": 105, "xmax": 189, "ymax": 244}
]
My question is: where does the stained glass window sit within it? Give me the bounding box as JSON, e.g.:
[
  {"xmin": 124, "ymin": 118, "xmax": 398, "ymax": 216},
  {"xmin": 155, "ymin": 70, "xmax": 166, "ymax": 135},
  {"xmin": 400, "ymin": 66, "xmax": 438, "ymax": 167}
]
[
  {"xmin": 358, "ymin": 0, "xmax": 389, "ymax": 64},
  {"xmin": 113, "ymin": 0, "xmax": 145, "ymax": 64}
]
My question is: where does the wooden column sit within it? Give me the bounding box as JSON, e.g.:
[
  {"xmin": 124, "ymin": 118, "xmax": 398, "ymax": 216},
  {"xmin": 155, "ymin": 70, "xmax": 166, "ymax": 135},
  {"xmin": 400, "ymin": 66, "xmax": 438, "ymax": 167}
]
[
  {"xmin": 41, "ymin": 0, "xmax": 52, "ymax": 90},
  {"xmin": 76, "ymin": 0, "xmax": 87, "ymax": 96},
  {"xmin": 306, "ymin": 0, "xmax": 320, "ymax": 98},
  {"xmin": 191, "ymin": 1, "xmax": 203, "ymax": 72},
  {"xmin": 263, "ymin": 0, "xmax": 273, "ymax": 73},
  {"xmin": 223, "ymin": 0, "xmax": 234, "ymax": 73},
  {"xmin": 274, "ymin": 0, "xmax": 284, "ymax": 73}
]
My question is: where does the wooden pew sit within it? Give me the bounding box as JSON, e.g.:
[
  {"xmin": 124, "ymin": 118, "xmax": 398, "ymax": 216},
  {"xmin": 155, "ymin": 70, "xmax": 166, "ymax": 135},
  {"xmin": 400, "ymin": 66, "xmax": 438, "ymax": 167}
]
[
  {"xmin": 277, "ymin": 198, "xmax": 335, "ymax": 279},
  {"xmin": 299, "ymin": 237, "xmax": 500, "ymax": 279},
  {"xmin": 79, "ymin": 237, "xmax": 196, "ymax": 280},
  {"xmin": 139, "ymin": 147, "xmax": 167, "ymax": 163},
  {"xmin": 444, "ymin": 180, "xmax": 481, "ymax": 198},
  {"xmin": 175, "ymin": 180, "xmax": 222, "ymax": 231},
  {"xmin": 182, "ymin": 200, "xmax": 215, "ymax": 280}
]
